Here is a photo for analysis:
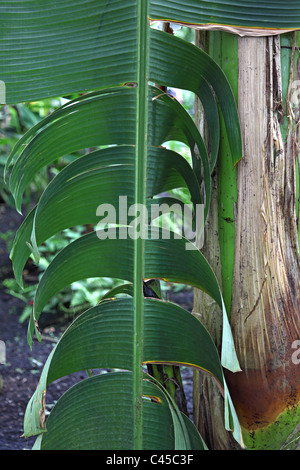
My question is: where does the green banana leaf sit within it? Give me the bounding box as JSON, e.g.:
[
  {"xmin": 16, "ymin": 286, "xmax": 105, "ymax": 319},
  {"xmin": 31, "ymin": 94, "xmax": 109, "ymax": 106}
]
[
  {"xmin": 149, "ymin": 0, "xmax": 300, "ymax": 30},
  {"xmin": 24, "ymin": 297, "xmax": 242, "ymax": 447},
  {"xmin": 1, "ymin": 1, "xmax": 298, "ymax": 104},
  {"xmin": 23, "ymin": 298, "xmax": 223, "ymax": 437},
  {"xmin": 27, "ymin": 371, "xmax": 206, "ymax": 450},
  {"xmin": 0, "ymin": 0, "xmax": 246, "ymax": 449},
  {"xmin": 26, "ymin": 229, "xmax": 241, "ymax": 375},
  {"xmin": 6, "ymin": 86, "xmax": 208, "ymax": 214},
  {"xmin": 11, "ymin": 145, "xmax": 202, "ymax": 276}
]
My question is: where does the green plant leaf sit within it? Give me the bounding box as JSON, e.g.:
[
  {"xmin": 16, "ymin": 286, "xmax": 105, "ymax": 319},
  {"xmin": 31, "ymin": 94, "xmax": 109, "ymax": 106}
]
[
  {"xmin": 24, "ymin": 296, "xmax": 242, "ymax": 447},
  {"xmin": 28, "ymin": 372, "xmax": 179, "ymax": 450},
  {"xmin": 99, "ymin": 283, "xmax": 134, "ymax": 301},
  {"xmin": 26, "ymin": 229, "xmax": 240, "ymax": 374},
  {"xmin": 2, "ymin": 0, "xmax": 245, "ymax": 450},
  {"xmin": 0, "ymin": 1, "xmax": 138, "ymax": 104},
  {"xmin": 150, "ymin": 29, "xmax": 242, "ymax": 168},
  {"xmin": 150, "ymin": 0, "xmax": 300, "ymax": 30},
  {"xmin": 10, "ymin": 144, "xmax": 202, "ymax": 281},
  {"xmin": 7, "ymin": 86, "xmax": 207, "ymax": 213},
  {"xmin": 23, "ymin": 297, "xmax": 222, "ymax": 441}
]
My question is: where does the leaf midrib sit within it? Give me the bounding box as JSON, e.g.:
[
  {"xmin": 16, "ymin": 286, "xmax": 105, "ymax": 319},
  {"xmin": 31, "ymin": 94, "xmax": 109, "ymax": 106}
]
[{"xmin": 132, "ymin": 0, "xmax": 150, "ymax": 450}]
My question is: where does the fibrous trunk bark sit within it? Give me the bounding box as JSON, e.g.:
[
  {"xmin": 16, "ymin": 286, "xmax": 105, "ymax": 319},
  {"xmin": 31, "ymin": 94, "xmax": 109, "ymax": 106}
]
[
  {"xmin": 193, "ymin": 32, "xmax": 300, "ymax": 450},
  {"xmin": 227, "ymin": 34, "xmax": 300, "ymax": 449}
]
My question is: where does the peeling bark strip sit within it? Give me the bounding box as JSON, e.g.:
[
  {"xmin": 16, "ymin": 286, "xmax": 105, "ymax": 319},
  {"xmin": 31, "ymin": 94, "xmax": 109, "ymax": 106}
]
[
  {"xmin": 149, "ymin": 20, "xmax": 299, "ymax": 38},
  {"xmin": 227, "ymin": 36, "xmax": 300, "ymax": 431}
]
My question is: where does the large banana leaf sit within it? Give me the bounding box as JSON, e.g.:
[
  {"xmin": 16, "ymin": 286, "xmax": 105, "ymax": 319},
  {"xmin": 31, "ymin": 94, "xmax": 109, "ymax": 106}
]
[
  {"xmin": 28, "ymin": 371, "xmax": 207, "ymax": 450},
  {"xmin": 1, "ymin": 1, "xmax": 298, "ymax": 104},
  {"xmin": 149, "ymin": 0, "xmax": 300, "ymax": 30},
  {"xmin": 24, "ymin": 296, "xmax": 241, "ymax": 448},
  {"xmin": 10, "ymin": 145, "xmax": 202, "ymax": 285},
  {"xmin": 1, "ymin": 0, "xmax": 246, "ymax": 449},
  {"xmin": 23, "ymin": 298, "xmax": 223, "ymax": 440},
  {"xmin": 3, "ymin": 1, "xmax": 298, "ymax": 104}
]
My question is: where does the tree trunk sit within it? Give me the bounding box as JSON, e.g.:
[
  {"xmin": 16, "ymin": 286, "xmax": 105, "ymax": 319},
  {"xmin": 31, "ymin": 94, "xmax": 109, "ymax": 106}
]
[{"xmin": 193, "ymin": 31, "xmax": 300, "ymax": 450}]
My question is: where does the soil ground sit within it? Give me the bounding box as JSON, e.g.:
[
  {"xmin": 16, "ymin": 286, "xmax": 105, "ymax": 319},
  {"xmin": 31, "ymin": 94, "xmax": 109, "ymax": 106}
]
[{"xmin": 0, "ymin": 203, "xmax": 194, "ymax": 450}]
